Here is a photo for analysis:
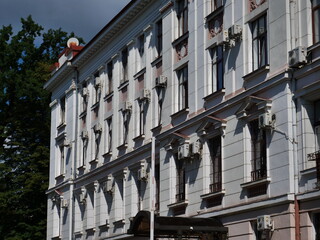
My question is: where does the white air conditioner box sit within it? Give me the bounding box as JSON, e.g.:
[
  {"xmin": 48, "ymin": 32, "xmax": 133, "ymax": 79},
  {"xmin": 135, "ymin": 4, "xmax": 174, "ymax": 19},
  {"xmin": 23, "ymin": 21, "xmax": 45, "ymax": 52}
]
[
  {"xmin": 259, "ymin": 112, "xmax": 273, "ymax": 129},
  {"xmin": 288, "ymin": 46, "xmax": 307, "ymax": 68},
  {"xmin": 228, "ymin": 25, "xmax": 242, "ymax": 38},
  {"xmin": 178, "ymin": 143, "xmax": 190, "ymax": 160},
  {"xmin": 257, "ymin": 215, "xmax": 273, "ymax": 231},
  {"xmin": 82, "ymin": 87, "xmax": 89, "ymax": 97},
  {"xmin": 138, "ymin": 167, "xmax": 148, "ymax": 181},
  {"xmin": 155, "ymin": 75, "xmax": 167, "ymax": 87},
  {"xmin": 217, "ymin": 30, "xmax": 229, "ymax": 45}
]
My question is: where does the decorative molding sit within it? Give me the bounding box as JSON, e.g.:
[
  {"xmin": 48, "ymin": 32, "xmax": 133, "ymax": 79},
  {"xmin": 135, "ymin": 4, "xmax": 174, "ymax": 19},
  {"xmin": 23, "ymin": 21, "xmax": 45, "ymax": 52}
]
[{"xmin": 49, "ymin": 99, "xmax": 58, "ymax": 108}]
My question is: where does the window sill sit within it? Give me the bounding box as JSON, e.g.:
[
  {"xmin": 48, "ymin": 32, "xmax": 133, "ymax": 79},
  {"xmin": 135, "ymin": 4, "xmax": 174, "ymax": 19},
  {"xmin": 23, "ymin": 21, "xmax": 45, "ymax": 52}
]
[
  {"xmin": 203, "ymin": 88, "xmax": 225, "ymax": 101},
  {"xmin": 118, "ymin": 80, "xmax": 129, "ymax": 90},
  {"xmin": 172, "ymin": 31, "xmax": 189, "ymax": 47},
  {"xmin": 133, "ymin": 134, "xmax": 145, "ymax": 142},
  {"xmin": 51, "ymin": 236, "xmax": 61, "ymax": 240},
  {"xmin": 57, "ymin": 122, "xmax": 66, "ymax": 130},
  {"xmin": 117, "ymin": 143, "xmax": 128, "ymax": 150},
  {"xmin": 243, "ymin": 65, "xmax": 269, "ymax": 82},
  {"xmin": 133, "ymin": 67, "xmax": 146, "ymax": 79},
  {"xmin": 73, "ymin": 231, "xmax": 83, "ymax": 237},
  {"xmin": 171, "ymin": 108, "xmax": 189, "ymax": 119},
  {"xmin": 102, "ymin": 151, "xmax": 112, "ymax": 158},
  {"xmin": 300, "ymin": 167, "xmax": 317, "ymax": 176},
  {"xmin": 55, "ymin": 174, "xmax": 65, "ymax": 181},
  {"xmin": 240, "ymin": 177, "xmax": 271, "ymax": 189},
  {"xmin": 99, "ymin": 222, "xmax": 110, "ymax": 229},
  {"xmin": 104, "ymin": 91, "xmax": 114, "ymax": 101},
  {"xmin": 168, "ymin": 199, "xmax": 188, "ymax": 209},
  {"xmin": 113, "ymin": 219, "xmax": 125, "ymax": 226},
  {"xmin": 77, "ymin": 165, "xmax": 86, "ymax": 171},
  {"xmin": 151, "ymin": 124, "xmax": 162, "ymax": 133},
  {"xmin": 89, "ymin": 159, "xmax": 98, "ymax": 165},
  {"xmin": 79, "ymin": 111, "xmax": 87, "ymax": 119},
  {"xmin": 85, "ymin": 227, "xmax": 95, "ymax": 233},
  {"xmin": 91, "ymin": 101, "xmax": 100, "ymax": 110},
  {"xmin": 151, "ymin": 55, "xmax": 163, "ymax": 67},
  {"xmin": 200, "ymin": 189, "xmax": 225, "ymax": 200}
]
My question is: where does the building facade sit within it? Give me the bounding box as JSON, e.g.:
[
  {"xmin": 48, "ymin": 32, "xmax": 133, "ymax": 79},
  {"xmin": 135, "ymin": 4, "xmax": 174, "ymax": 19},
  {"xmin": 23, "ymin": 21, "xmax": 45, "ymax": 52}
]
[{"xmin": 44, "ymin": 0, "xmax": 320, "ymax": 239}]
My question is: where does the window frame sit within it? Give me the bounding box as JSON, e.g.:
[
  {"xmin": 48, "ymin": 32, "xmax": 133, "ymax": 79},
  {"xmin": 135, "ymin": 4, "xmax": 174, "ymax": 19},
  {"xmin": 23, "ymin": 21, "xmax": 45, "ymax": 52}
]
[
  {"xmin": 208, "ymin": 136, "xmax": 222, "ymax": 193},
  {"xmin": 156, "ymin": 20, "xmax": 163, "ymax": 57},
  {"xmin": 209, "ymin": 45, "xmax": 224, "ymax": 94},
  {"xmin": 176, "ymin": 65, "xmax": 188, "ymax": 111},
  {"xmin": 121, "ymin": 48, "xmax": 129, "ymax": 83},
  {"xmin": 175, "ymin": 153, "xmax": 186, "ymax": 202},
  {"xmin": 60, "ymin": 97, "xmax": 66, "ymax": 125},
  {"xmin": 251, "ymin": 14, "xmax": 268, "ymax": 71},
  {"xmin": 107, "ymin": 61, "xmax": 113, "ymax": 95},
  {"xmin": 177, "ymin": 0, "xmax": 188, "ymax": 37}
]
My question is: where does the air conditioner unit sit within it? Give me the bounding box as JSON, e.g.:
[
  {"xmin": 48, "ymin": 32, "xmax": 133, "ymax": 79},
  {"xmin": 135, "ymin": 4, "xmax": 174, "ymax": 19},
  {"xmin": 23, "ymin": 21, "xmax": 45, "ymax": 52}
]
[
  {"xmin": 288, "ymin": 46, "xmax": 307, "ymax": 68},
  {"xmin": 155, "ymin": 75, "xmax": 167, "ymax": 87},
  {"xmin": 138, "ymin": 167, "xmax": 148, "ymax": 181},
  {"xmin": 190, "ymin": 141, "xmax": 201, "ymax": 155},
  {"xmin": 139, "ymin": 88, "xmax": 151, "ymax": 101},
  {"xmin": 82, "ymin": 87, "xmax": 89, "ymax": 97},
  {"xmin": 217, "ymin": 30, "xmax": 229, "ymax": 45},
  {"xmin": 178, "ymin": 143, "xmax": 190, "ymax": 160},
  {"xmin": 61, "ymin": 199, "xmax": 69, "ymax": 208},
  {"xmin": 81, "ymin": 130, "xmax": 88, "ymax": 139},
  {"xmin": 79, "ymin": 193, "xmax": 86, "ymax": 205},
  {"xmin": 94, "ymin": 123, "xmax": 102, "ymax": 133},
  {"xmin": 259, "ymin": 112, "xmax": 273, "ymax": 129},
  {"xmin": 102, "ymin": 176, "xmax": 114, "ymax": 194},
  {"xmin": 95, "ymin": 77, "xmax": 101, "ymax": 87},
  {"xmin": 257, "ymin": 215, "xmax": 273, "ymax": 231},
  {"xmin": 123, "ymin": 101, "xmax": 132, "ymax": 112},
  {"xmin": 228, "ymin": 25, "xmax": 242, "ymax": 39}
]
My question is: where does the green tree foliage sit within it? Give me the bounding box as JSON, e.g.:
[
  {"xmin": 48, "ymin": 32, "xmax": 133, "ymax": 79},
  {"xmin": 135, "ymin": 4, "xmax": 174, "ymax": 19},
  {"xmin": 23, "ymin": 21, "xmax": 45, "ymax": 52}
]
[{"xmin": 0, "ymin": 16, "xmax": 83, "ymax": 240}]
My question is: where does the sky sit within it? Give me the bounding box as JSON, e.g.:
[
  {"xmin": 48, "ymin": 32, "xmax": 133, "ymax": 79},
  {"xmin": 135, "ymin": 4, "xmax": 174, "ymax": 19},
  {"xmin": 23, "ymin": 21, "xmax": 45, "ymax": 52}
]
[{"xmin": 0, "ymin": 0, "xmax": 131, "ymax": 43}]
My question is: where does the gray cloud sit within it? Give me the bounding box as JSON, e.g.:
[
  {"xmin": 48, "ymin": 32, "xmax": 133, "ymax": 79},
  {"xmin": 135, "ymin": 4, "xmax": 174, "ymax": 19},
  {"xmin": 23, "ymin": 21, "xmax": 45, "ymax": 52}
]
[{"xmin": 0, "ymin": 0, "xmax": 130, "ymax": 42}]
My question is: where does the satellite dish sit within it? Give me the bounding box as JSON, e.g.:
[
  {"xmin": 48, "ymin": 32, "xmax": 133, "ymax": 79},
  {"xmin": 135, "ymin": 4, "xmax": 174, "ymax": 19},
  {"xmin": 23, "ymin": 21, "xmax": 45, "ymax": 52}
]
[{"xmin": 67, "ymin": 38, "xmax": 79, "ymax": 48}]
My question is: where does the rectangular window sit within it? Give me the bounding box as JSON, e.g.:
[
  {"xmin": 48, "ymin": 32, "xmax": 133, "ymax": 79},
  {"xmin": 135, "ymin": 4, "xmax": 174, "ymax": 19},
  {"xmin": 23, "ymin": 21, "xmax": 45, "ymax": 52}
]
[
  {"xmin": 81, "ymin": 83, "xmax": 88, "ymax": 113},
  {"xmin": 156, "ymin": 20, "xmax": 163, "ymax": 56},
  {"xmin": 121, "ymin": 48, "xmax": 128, "ymax": 83},
  {"xmin": 94, "ymin": 131, "xmax": 101, "ymax": 161},
  {"xmin": 60, "ymin": 97, "xmax": 66, "ymax": 124},
  {"xmin": 314, "ymin": 212, "xmax": 320, "ymax": 240},
  {"xmin": 249, "ymin": 119, "xmax": 267, "ymax": 181},
  {"xmin": 107, "ymin": 62, "xmax": 113, "ymax": 94},
  {"xmin": 211, "ymin": 0, "xmax": 223, "ymax": 12},
  {"xmin": 106, "ymin": 117, "xmax": 112, "ymax": 153},
  {"xmin": 208, "ymin": 136, "xmax": 222, "ymax": 192},
  {"xmin": 177, "ymin": 66, "xmax": 188, "ymax": 111},
  {"xmin": 138, "ymin": 101, "xmax": 145, "ymax": 136},
  {"xmin": 313, "ymin": 0, "xmax": 320, "ymax": 43},
  {"xmin": 177, "ymin": 0, "xmax": 188, "ymax": 37},
  {"xmin": 59, "ymin": 145, "xmax": 65, "ymax": 175},
  {"xmin": 251, "ymin": 14, "xmax": 267, "ymax": 71},
  {"xmin": 81, "ymin": 132, "xmax": 88, "ymax": 167},
  {"xmin": 138, "ymin": 34, "xmax": 145, "ymax": 70},
  {"xmin": 94, "ymin": 72, "xmax": 101, "ymax": 104},
  {"xmin": 209, "ymin": 45, "xmax": 224, "ymax": 93},
  {"xmin": 155, "ymin": 163, "xmax": 160, "ymax": 211},
  {"xmin": 175, "ymin": 154, "xmax": 186, "ymax": 202},
  {"xmin": 122, "ymin": 111, "xmax": 129, "ymax": 145}
]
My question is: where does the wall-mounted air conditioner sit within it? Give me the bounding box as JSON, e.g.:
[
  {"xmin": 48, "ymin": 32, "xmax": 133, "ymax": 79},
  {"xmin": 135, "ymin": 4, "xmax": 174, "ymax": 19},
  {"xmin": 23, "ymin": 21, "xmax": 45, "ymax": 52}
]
[
  {"xmin": 81, "ymin": 130, "xmax": 88, "ymax": 139},
  {"xmin": 139, "ymin": 88, "xmax": 151, "ymax": 102},
  {"xmin": 190, "ymin": 140, "xmax": 201, "ymax": 156},
  {"xmin": 257, "ymin": 215, "xmax": 273, "ymax": 231},
  {"xmin": 259, "ymin": 112, "xmax": 273, "ymax": 129},
  {"xmin": 288, "ymin": 46, "xmax": 307, "ymax": 68},
  {"xmin": 138, "ymin": 167, "xmax": 148, "ymax": 181},
  {"xmin": 93, "ymin": 123, "xmax": 102, "ymax": 133},
  {"xmin": 82, "ymin": 87, "xmax": 89, "ymax": 97},
  {"xmin": 123, "ymin": 101, "xmax": 132, "ymax": 112},
  {"xmin": 217, "ymin": 30, "xmax": 229, "ymax": 46},
  {"xmin": 228, "ymin": 25, "xmax": 242, "ymax": 39},
  {"xmin": 155, "ymin": 75, "xmax": 167, "ymax": 88},
  {"xmin": 178, "ymin": 143, "xmax": 190, "ymax": 160},
  {"xmin": 61, "ymin": 199, "xmax": 69, "ymax": 208}
]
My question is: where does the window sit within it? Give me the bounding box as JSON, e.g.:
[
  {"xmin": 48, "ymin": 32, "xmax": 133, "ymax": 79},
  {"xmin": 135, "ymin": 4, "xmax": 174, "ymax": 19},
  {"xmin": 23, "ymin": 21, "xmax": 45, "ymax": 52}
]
[
  {"xmin": 80, "ymin": 131, "xmax": 88, "ymax": 167},
  {"xmin": 251, "ymin": 14, "xmax": 267, "ymax": 71},
  {"xmin": 209, "ymin": 45, "xmax": 224, "ymax": 93},
  {"xmin": 105, "ymin": 117, "xmax": 112, "ymax": 153},
  {"xmin": 94, "ymin": 72, "xmax": 101, "ymax": 104},
  {"xmin": 249, "ymin": 0, "xmax": 266, "ymax": 12},
  {"xmin": 60, "ymin": 97, "xmax": 66, "ymax": 124},
  {"xmin": 211, "ymin": 0, "xmax": 223, "ymax": 12},
  {"xmin": 208, "ymin": 136, "xmax": 222, "ymax": 192},
  {"xmin": 313, "ymin": 0, "xmax": 320, "ymax": 43},
  {"xmin": 175, "ymin": 154, "xmax": 186, "ymax": 202},
  {"xmin": 107, "ymin": 62, "xmax": 113, "ymax": 94},
  {"xmin": 177, "ymin": 0, "xmax": 188, "ymax": 37},
  {"xmin": 93, "ymin": 125, "xmax": 102, "ymax": 161},
  {"xmin": 154, "ymin": 61, "xmax": 164, "ymax": 126},
  {"xmin": 156, "ymin": 20, "xmax": 163, "ymax": 56},
  {"xmin": 249, "ymin": 119, "xmax": 267, "ymax": 181},
  {"xmin": 121, "ymin": 48, "xmax": 128, "ymax": 83},
  {"xmin": 138, "ymin": 101, "xmax": 145, "ymax": 136},
  {"xmin": 121, "ymin": 111, "xmax": 130, "ymax": 145},
  {"xmin": 155, "ymin": 163, "xmax": 160, "ymax": 211},
  {"xmin": 177, "ymin": 66, "xmax": 188, "ymax": 111},
  {"xmin": 81, "ymin": 83, "xmax": 88, "ymax": 113},
  {"xmin": 208, "ymin": 12, "xmax": 223, "ymax": 39},
  {"xmin": 314, "ymin": 212, "xmax": 320, "ymax": 240},
  {"xmin": 59, "ymin": 145, "xmax": 65, "ymax": 176},
  {"xmin": 138, "ymin": 34, "xmax": 145, "ymax": 70}
]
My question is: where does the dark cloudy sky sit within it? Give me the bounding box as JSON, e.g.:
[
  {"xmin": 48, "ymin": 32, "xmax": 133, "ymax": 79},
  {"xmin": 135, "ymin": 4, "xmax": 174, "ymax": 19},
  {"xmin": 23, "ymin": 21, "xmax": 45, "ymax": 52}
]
[{"xmin": 0, "ymin": 0, "xmax": 131, "ymax": 42}]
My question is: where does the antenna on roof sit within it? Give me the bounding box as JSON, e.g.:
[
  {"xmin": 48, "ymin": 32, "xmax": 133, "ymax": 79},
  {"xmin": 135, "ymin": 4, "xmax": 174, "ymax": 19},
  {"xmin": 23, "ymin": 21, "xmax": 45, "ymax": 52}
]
[{"xmin": 67, "ymin": 38, "xmax": 79, "ymax": 48}]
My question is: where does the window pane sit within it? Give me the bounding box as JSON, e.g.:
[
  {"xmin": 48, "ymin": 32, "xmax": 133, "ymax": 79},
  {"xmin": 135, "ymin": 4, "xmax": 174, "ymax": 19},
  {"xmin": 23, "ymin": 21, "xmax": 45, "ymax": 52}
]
[{"xmin": 315, "ymin": 9, "xmax": 320, "ymax": 43}]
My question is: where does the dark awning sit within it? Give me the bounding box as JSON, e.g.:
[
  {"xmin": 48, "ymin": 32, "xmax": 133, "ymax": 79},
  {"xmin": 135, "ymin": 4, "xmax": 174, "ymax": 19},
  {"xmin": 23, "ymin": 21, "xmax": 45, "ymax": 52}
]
[{"xmin": 127, "ymin": 211, "xmax": 228, "ymax": 238}]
